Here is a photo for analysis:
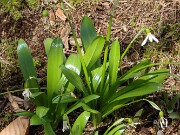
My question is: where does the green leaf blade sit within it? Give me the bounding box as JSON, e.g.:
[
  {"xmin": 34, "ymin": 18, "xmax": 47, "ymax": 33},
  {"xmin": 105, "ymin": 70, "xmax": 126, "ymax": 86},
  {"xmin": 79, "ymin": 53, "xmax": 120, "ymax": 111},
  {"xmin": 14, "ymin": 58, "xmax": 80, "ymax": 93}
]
[
  {"xmin": 109, "ymin": 39, "xmax": 120, "ymax": 86},
  {"xmin": 83, "ymin": 36, "xmax": 105, "ymax": 69},
  {"xmin": 80, "ymin": 16, "xmax": 97, "ymax": 52}
]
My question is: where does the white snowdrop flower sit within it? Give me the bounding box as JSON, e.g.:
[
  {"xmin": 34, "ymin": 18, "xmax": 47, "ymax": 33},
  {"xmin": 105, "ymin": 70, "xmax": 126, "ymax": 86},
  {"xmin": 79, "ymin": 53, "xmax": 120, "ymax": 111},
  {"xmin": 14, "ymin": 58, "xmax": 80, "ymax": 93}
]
[
  {"xmin": 22, "ymin": 88, "xmax": 32, "ymax": 99},
  {"xmin": 159, "ymin": 111, "xmax": 168, "ymax": 130},
  {"xmin": 141, "ymin": 29, "xmax": 159, "ymax": 46},
  {"xmin": 62, "ymin": 115, "xmax": 69, "ymax": 132}
]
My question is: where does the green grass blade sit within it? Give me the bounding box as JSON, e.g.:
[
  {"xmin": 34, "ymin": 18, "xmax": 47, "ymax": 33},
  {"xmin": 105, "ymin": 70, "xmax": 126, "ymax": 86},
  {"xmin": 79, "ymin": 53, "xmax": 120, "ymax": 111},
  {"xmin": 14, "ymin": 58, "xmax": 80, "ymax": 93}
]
[
  {"xmin": 80, "ymin": 16, "xmax": 97, "ymax": 52},
  {"xmin": 47, "ymin": 38, "xmax": 64, "ymax": 105}
]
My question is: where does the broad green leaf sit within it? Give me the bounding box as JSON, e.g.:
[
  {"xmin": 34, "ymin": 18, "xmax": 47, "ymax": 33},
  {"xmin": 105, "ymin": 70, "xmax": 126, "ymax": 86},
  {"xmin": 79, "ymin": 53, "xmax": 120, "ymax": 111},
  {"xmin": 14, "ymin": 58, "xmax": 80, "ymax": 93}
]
[
  {"xmin": 44, "ymin": 123, "xmax": 56, "ymax": 135},
  {"xmin": 60, "ymin": 65, "xmax": 87, "ymax": 95},
  {"xmin": 70, "ymin": 111, "xmax": 90, "ymax": 135},
  {"xmin": 66, "ymin": 95, "xmax": 100, "ymax": 115},
  {"xmin": 109, "ymin": 69, "xmax": 168, "ymax": 103},
  {"xmin": 43, "ymin": 38, "xmax": 53, "ymax": 56},
  {"xmin": 58, "ymin": 54, "xmax": 81, "ymax": 92},
  {"xmin": 101, "ymin": 98, "xmax": 132, "ymax": 118},
  {"xmin": 80, "ymin": 16, "xmax": 97, "ymax": 52},
  {"xmin": 17, "ymin": 39, "xmax": 39, "ymax": 93},
  {"xmin": 30, "ymin": 114, "xmax": 43, "ymax": 125},
  {"xmin": 109, "ymin": 39, "xmax": 120, "ymax": 86},
  {"xmin": 47, "ymin": 38, "xmax": 64, "ymax": 105},
  {"xmin": 110, "ymin": 82, "xmax": 162, "ymax": 103},
  {"xmin": 113, "ymin": 59, "xmax": 152, "ymax": 89},
  {"xmin": 84, "ymin": 36, "xmax": 105, "ymax": 69},
  {"xmin": 36, "ymin": 106, "xmax": 49, "ymax": 118},
  {"xmin": 91, "ymin": 63, "xmax": 109, "ymax": 92}
]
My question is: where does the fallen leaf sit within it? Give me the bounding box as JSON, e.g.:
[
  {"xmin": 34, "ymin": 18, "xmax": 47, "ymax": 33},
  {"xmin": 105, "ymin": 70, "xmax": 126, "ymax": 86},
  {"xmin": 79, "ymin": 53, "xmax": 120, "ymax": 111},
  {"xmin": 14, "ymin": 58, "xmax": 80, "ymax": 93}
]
[
  {"xmin": 49, "ymin": 10, "xmax": 56, "ymax": 26},
  {"xmin": 61, "ymin": 25, "xmax": 71, "ymax": 49},
  {"xmin": 0, "ymin": 116, "xmax": 30, "ymax": 135},
  {"xmin": 7, "ymin": 93, "xmax": 20, "ymax": 112},
  {"xmin": 55, "ymin": 8, "xmax": 66, "ymax": 21}
]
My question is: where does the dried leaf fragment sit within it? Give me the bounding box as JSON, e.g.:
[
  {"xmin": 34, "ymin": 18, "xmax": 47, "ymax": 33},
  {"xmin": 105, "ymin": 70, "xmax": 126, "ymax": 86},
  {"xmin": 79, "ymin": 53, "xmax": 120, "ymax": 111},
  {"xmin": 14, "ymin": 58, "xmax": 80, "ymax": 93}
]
[
  {"xmin": 49, "ymin": 10, "xmax": 56, "ymax": 26},
  {"xmin": 0, "ymin": 116, "xmax": 30, "ymax": 135},
  {"xmin": 55, "ymin": 8, "xmax": 66, "ymax": 21}
]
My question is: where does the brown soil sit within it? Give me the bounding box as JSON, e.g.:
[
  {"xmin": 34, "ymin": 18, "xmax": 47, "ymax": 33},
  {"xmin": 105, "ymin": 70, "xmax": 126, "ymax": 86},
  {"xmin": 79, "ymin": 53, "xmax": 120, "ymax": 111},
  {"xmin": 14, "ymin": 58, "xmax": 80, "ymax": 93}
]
[{"xmin": 0, "ymin": 0, "xmax": 180, "ymax": 134}]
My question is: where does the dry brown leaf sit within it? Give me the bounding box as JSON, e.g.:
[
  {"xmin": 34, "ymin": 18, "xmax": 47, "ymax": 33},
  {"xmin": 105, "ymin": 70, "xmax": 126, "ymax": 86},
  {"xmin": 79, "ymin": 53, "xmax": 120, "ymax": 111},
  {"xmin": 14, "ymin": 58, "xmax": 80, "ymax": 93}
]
[
  {"xmin": 61, "ymin": 25, "xmax": 71, "ymax": 49},
  {"xmin": 49, "ymin": 10, "xmax": 56, "ymax": 26},
  {"xmin": 55, "ymin": 8, "xmax": 66, "ymax": 21},
  {"xmin": 0, "ymin": 116, "xmax": 30, "ymax": 135},
  {"xmin": 7, "ymin": 93, "xmax": 20, "ymax": 112}
]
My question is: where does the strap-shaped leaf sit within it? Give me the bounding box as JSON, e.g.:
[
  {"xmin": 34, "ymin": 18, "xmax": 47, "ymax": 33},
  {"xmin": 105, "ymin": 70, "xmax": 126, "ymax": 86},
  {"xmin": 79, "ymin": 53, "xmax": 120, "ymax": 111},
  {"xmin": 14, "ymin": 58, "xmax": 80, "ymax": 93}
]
[
  {"xmin": 58, "ymin": 54, "xmax": 81, "ymax": 92},
  {"xmin": 109, "ymin": 39, "xmax": 120, "ymax": 86},
  {"xmin": 47, "ymin": 38, "xmax": 64, "ymax": 105},
  {"xmin": 17, "ymin": 39, "xmax": 39, "ymax": 93},
  {"xmin": 70, "ymin": 111, "xmax": 90, "ymax": 135},
  {"xmin": 43, "ymin": 38, "xmax": 53, "ymax": 56},
  {"xmin": 44, "ymin": 123, "xmax": 56, "ymax": 135},
  {"xmin": 65, "ymin": 95, "xmax": 100, "ymax": 115},
  {"xmin": 80, "ymin": 16, "xmax": 97, "ymax": 52},
  {"xmin": 60, "ymin": 65, "xmax": 87, "ymax": 95},
  {"xmin": 83, "ymin": 36, "xmax": 105, "ymax": 69}
]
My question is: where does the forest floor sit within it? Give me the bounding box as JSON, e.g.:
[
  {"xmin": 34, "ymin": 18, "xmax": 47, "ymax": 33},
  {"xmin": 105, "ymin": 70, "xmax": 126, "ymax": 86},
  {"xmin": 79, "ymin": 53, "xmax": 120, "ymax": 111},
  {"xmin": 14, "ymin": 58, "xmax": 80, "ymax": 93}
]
[{"xmin": 0, "ymin": 0, "xmax": 180, "ymax": 134}]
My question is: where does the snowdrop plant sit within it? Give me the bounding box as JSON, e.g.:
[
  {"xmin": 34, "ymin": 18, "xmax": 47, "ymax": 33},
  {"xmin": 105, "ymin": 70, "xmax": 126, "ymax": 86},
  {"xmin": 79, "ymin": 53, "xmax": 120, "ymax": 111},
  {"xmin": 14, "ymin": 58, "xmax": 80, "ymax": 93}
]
[
  {"xmin": 16, "ymin": 38, "xmax": 99, "ymax": 135},
  {"xmin": 60, "ymin": 0, "xmax": 169, "ymax": 127},
  {"xmin": 141, "ymin": 29, "xmax": 159, "ymax": 46}
]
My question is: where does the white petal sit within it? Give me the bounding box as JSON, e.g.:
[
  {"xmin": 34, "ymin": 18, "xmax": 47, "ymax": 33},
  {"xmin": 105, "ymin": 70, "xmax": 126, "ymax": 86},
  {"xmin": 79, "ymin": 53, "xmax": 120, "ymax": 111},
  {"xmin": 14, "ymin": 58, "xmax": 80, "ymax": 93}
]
[
  {"xmin": 141, "ymin": 36, "xmax": 148, "ymax": 46},
  {"xmin": 151, "ymin": 34, "xmax": 159, "ymax": 43},
  {"xmin": 148, "ymin": 34, "xmax": 153, "ymax": 42}
]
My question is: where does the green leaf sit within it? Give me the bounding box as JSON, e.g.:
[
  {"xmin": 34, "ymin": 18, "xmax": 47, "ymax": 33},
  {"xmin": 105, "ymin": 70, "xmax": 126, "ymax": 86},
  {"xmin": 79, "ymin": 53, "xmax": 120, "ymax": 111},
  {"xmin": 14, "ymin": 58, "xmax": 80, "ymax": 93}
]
[
  {"xmin": 14, "ymin": 111, "xmax": 34, "ymax": 117},
  {"xmin": 104, "ymin": 118, "xmax": 124, "ymax": 135},
  {"xmin": 44, "ymin": 123, "xmax": 56, "ymax": 135},
  {"xmin": 143, "ymin": 99, "xmax": 161, "ymax": 111},
  {"xmin": 30, "ymin": 114, "xmax": 43, "ymax": 125},
  {"xmin": 105, "ymin": 124, "xmax": 126, "ymax": 135},
  {"xmin": 91, "ymin": 63, "xmax": 109, "ymax": 92},
  {"xmin": 66, "ymin": 95, "xmax": 100, "ymax": 115},
  {"xmin": 36, "ymin": 106, "xmax": 49, "ymax": 118},
  {"xmin": 83, "ymin": 36, "xmax": 105, "ymax": 69},
  {"xmin": 80, "ymin": 16, "xmax": 97, "ymax": 52},
  {"xmin": 169, "ymin": 112, "xmax": 180, "ymax": 119},
  {"xmin": 52, "ymin": 94, "xmax": 78, "ymax": 104},
  {"xmin": 47, "ymin": 38, "xmax": 64, "ymax": 105},
  {"xmin": 109, "ymin": 39, "xmax": 120, "ymax": 87},
  {"xmin": 17, "ymin": 39, "xmax": 39, "ymax": 93},
  {"xmin": 43, "ymin": 38, "xmax": 53, "ymax": 56},
  {"xmin": 110, "ymin": 82, "xmax": 162, "ymax": 103},
  {"xmin": 60, "ymin": 65, "xmax": 87, "ymax": 95},
  {"xmin": 70, "ymin": 111, "xmax": 90, "ymax": 135},
  {"xmin": 58, "ymin": 54, "xmax": 81, "ymax": 92}
]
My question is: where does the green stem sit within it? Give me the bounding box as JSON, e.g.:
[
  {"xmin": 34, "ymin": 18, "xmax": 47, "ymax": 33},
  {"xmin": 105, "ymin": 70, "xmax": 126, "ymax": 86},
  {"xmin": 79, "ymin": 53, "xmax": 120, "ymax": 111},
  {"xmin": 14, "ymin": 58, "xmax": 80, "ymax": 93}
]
[
  {"xmin": 61, "ymin": 3, "xmax": 91, "ymax": 95},
  {"xmin": 121, "ymin": 28, "xmax": 145, "ymax": 61},
  {"xmin": 0, "ymin": 89, "xmax": 27, "ymax": 95}
]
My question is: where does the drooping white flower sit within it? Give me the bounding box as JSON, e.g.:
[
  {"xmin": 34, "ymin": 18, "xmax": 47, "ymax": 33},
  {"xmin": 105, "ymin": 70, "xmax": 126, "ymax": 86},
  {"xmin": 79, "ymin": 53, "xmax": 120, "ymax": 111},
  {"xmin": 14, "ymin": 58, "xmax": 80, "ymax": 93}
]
[
  {"xmin": 22, "ymin": 88, "xmax": 32, "ymax": 99},
  {"xmin": 62, "ymin": 114, "xmax": 69, "ymax": 132},
  {"xmin": 159, "ymin": 111, "xmax": 168, "ymax": 130},
  {"xmin": 141, "ymin": 29, "xmax": 159, "ymax": 46}
]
